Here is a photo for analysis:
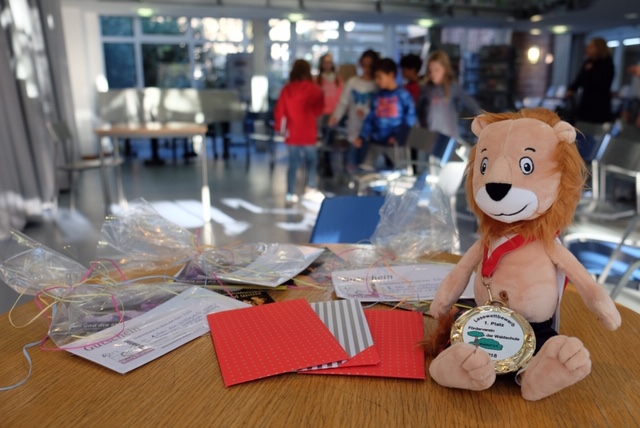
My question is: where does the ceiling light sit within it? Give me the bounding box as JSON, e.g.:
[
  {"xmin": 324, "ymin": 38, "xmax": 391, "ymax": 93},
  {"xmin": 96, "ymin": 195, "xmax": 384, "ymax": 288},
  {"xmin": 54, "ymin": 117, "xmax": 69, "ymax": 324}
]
[
  {"xmin": 344, "ymin": 21, "xmax": 356, "ymax": 32},
  {"xmin": 418, "ymin": 19, "xmax": 434, "ymax": 28},
  {"xmin": 623, "ymin": 37, "xmax": 640, "ymax": 46},
  {"xmin": 551, "ymin": 25, "xmax": 568, "ymax": 34},
  {"xmin": 530, "ymin": 29, "xmax": 541, "ymax": 35},
  {"xmin": 527, "ymin": 46, "xmax": 541, "ymax": 65},
  {"xmin": 288, "ymin": 13, "xmax": 304, "ymax": 22},
  {"xmin": 545, "ymin": 53, "xmax": 554, "ymax": 64},
  {"xmin": 530, "ymin": 14, "xmax": 543, "ymax": 22},
  {"xmin": 607, "ymin": 40, "xmax": 620, "ymax": 48},
  {"xmin": 137, "ymin": 8, "xmax": 154, "ymax": 17}
]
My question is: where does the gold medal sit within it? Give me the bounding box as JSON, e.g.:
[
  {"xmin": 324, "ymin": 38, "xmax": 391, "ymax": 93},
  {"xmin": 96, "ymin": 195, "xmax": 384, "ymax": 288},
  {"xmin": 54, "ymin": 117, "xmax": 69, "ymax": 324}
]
[
  {"xmin": 449, "ymin": 237, "xmax": 539, "ymax": 373},
  {"xmin": 451, "ymin": 304, "xmax": 536, "ymax": 374}
]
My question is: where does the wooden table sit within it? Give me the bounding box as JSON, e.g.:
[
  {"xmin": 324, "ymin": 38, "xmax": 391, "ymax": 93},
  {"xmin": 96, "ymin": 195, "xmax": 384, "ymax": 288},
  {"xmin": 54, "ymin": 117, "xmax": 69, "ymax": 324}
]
[
  {"xmin": 1, "ymin": 270, "xmax": 639, "ymax": 426},
  {"xmin": 95, "ymin": 122, "xmax": 210, "ymax": 221}
]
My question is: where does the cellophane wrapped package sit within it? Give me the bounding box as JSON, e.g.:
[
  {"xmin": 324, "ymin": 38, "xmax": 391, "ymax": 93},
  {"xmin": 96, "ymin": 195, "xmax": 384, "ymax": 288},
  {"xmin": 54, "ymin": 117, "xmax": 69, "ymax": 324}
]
[
  {"xmin": 0, "ymin": 230, "xmax": 86, "ymax": 296},
  {"xmin": 95, "ymin": 201, "xmax": 195, "ymax": 281},
  {"xmin": 370, "ymin": 187, "xmax": 456, "ymax": 260}
]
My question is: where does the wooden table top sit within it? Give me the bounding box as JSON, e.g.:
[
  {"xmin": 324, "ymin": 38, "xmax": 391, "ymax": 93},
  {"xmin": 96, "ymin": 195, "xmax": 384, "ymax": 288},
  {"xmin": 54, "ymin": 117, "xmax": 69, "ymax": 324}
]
[
  {"xmin": 1, "ymin": 256, "xmax": 639, "ymax": 427},
  {"xmin": 94, "ymin": 122, "xmax": 208, "ymax": 138}
]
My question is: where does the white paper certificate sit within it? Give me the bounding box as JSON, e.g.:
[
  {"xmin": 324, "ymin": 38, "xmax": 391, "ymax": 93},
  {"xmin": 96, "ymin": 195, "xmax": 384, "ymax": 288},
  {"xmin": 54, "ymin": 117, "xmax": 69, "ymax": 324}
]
[
  {"xmin": 332, "ymin": 264, "xmax": 475, "ymax": 302},
  {"xmin": 65, "ymin": 286, "xmax": 249, "ymax": 374}
]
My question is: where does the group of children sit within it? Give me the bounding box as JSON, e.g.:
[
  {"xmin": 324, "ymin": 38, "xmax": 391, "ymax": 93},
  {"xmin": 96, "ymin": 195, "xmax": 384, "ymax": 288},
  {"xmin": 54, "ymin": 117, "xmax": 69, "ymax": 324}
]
[{"xmin": 274, "ymin": 49, "xmax": 480, "ymax": 204}]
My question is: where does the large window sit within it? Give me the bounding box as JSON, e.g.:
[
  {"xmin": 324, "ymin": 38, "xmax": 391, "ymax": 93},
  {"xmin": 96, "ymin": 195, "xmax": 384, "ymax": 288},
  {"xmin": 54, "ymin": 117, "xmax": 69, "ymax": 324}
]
[
  {"xmin": 141, "ymin": 43, "xmax": 190, "ymax": 88},
  {"xmin": 141, "ymin": 16, "xmax": 188, "ymax": 35},
  {"xmin": 100, "ymin": 15, "xmax": 250, "ymax": 89},
  {"xmin": 341, "ymin": 23, "xmax": 386, "ymax": 68},
  {"xmin": 103, "ymin": 43, "xmax": 136, "ymax": 88},
  {"xmin": 100, "ymin": 16, "xmax": 133, "ymax": 36},
  {"xmin": 100, "ymin": 15, "xmax": 432, "ymax": 99},
  {"xmin": 265, "ymin": 19, "xmax": 405, "ymax": 98}
]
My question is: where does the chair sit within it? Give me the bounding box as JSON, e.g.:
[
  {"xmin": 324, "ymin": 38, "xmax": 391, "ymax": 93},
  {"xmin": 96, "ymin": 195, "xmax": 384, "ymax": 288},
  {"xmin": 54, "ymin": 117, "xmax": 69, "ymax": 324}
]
[
  {"xmin": 317, "ymin": 125, "xmax": 351, "ymax": 180},
  {"xmin": 245, "ymin": 110, "xmax": 279, "ymax": 171},
  {"xmin": 309, "ymin": 195, "xmax": 385, "ymax": 244},
  {"xmin": 574, "ymin": 120, "xmax": 614, "ymax": 165},
  {"xmin": 564, "ymin": 214, "xmax": 640, "ymax": 300},
  {"xmin": 199, "ymin": 89, "xmax": 249, "ymax": 166},
  {"xmin": 47, "ymin": 121, "xmax": 123, "ymax": 212},
  {"xmin": 354, "ymin": 128, "xmax": 468, "ymax": 197},
  {"xmin": 576, "ymin": 132, "xmax": 640, "ymax": 220},
  {"xmin": 153, "ymin": 88, "xmax": 202, "ymax": 163}
]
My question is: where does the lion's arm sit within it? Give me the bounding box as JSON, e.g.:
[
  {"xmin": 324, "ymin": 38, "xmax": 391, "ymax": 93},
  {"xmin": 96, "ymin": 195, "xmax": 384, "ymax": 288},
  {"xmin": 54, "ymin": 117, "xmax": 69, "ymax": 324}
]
[
  {"xmin": 546, "ymin": 241, "xmax": 621, "ymax": 331},
  {"xmin": 429, "ymin": 240, "xmax": 483, "ymax": 319}
]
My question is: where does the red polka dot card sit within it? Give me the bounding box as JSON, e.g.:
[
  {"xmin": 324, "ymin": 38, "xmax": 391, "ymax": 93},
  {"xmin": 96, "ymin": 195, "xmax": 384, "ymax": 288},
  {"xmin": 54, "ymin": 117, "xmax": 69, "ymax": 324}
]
[
  {"xmin": 304, "ymin": 309, "xmax": 426, "ymax": 379},
  {"xmin": 207, "ymin": 299, "xmax": 350, "ymax": 387}
]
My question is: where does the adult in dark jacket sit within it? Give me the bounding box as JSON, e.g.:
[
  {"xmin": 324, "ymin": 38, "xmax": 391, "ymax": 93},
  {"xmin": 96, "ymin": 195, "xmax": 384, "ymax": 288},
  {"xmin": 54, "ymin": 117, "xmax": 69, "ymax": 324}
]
[{"xmin": 566, "ymin": 37, "xmax": 615, "ymax": 124}]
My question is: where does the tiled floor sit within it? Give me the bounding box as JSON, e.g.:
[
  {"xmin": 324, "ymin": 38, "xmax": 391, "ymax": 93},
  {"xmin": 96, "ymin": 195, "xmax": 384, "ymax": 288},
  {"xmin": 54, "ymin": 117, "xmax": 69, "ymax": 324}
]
[{"xmin": 2, "ymin": 138, "xmax": 638, "ymax": 315}]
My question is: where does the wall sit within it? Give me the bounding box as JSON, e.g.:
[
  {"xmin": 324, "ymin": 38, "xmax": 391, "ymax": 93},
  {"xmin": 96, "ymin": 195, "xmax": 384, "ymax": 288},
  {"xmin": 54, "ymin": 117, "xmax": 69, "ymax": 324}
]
[
  {"xmin": 60, "ymin": 5, "xmax": 104, "ymax": 156},
  {"xmin": 512, "ymin": 31, "xmax": 553, "ymax": 100}
]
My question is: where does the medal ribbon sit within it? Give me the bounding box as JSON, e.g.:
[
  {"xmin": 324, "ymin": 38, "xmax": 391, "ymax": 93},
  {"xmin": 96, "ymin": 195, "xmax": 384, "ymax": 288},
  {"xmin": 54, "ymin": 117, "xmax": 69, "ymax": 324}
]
[{"xmin": 482, "ymin": 235, "xmax": 533, "ymax": 279}]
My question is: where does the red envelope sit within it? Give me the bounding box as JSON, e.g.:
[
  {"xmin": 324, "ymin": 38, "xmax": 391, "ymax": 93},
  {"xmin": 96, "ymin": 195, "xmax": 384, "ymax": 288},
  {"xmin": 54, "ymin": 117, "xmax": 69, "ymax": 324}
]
[
  {"xmin": 207, "ymin": 299, "xmax": 349, "ymax": 387},
  {"xmin": 305, "ymin": 309, "xmax": 426, "ymax": 379}
]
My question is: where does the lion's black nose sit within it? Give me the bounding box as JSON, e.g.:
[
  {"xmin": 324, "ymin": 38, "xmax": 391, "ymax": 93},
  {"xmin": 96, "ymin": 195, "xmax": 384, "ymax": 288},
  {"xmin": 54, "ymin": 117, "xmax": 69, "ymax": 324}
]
[{"xmin": 485, "ymin": 183, "xmax": 511, "ymax": 201}]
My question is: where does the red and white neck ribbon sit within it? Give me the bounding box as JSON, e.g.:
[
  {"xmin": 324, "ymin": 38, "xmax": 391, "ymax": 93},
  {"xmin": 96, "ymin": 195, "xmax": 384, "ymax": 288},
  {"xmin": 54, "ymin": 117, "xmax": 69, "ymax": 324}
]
[{"xmin": 482, "ymin": 235, "xmax": 533, "ymax": 279}]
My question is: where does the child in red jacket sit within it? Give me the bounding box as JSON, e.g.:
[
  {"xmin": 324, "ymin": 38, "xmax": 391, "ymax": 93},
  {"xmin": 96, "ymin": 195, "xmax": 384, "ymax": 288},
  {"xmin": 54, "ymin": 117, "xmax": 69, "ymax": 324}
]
[{"xmin": 275, "ymin": 59, "xmax": 325, "ymax": 203}]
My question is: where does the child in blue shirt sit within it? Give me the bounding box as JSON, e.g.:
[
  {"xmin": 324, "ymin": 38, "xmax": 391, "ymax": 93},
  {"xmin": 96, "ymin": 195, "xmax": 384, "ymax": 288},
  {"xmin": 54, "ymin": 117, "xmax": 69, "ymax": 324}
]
[{"xmin": 357, "ymin": 58, "xmax": 417, "ymax": 170}]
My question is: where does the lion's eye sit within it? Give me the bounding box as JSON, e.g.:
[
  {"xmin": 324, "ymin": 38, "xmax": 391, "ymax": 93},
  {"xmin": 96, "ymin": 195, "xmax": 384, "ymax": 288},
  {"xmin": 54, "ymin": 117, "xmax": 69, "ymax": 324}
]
[
  {"xmin": 520, "ymin": 157, "xmax": 534, "ymax": 175},
  {"xmin": 480, "ymin": 157, "xmax": 488, "ymax": 175}
]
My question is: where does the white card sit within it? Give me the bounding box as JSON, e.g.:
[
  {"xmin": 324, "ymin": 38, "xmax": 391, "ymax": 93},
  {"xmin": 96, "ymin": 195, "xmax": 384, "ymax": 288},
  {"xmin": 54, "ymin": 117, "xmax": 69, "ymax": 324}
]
[
  {"xmin": 332, "ymin": 264, "xmax": 475, "ymax": 302},
  {"xmin": 65, "ymin": 286, "xmax": 249, "ymax": 374}
]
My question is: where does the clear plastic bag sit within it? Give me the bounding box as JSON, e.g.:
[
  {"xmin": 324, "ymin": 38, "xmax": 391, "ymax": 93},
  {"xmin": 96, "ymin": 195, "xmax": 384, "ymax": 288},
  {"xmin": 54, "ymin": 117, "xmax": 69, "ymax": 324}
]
[
  {"xmin": 96, "ymin": 200, "xmax": 195, "ymax": 280},
  {"xmin": 370, "ymin": 186, "xmax": 456, "ymax": 260},
  {"xmin": 182, "ymin": 243, "xmax": 323, "ymax": 287},
  {"xmin": 48, "ymin": 282, "xmax": 191, "ymax": 347},
  {"xmin": 0, "ymin": 230, "xmax": 87, "ymax": 296}
]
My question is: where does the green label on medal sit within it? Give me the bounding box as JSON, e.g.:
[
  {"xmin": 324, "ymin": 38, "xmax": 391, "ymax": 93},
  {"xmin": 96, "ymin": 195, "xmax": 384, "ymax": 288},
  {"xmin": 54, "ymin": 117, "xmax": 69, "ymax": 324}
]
[{"xmin": 451, "ymin": 306, "xmax": 536, "ymax": 373}]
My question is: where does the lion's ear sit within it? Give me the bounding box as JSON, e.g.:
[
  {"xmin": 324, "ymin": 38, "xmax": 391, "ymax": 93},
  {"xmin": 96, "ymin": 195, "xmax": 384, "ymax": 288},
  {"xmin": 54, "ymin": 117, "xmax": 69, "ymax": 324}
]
[
  {"xmin": 553, "ymin": 120, "xmax": 576, "ymax": 144},
  {"xmin": 471, "ymin": 115, "xmax": 491, "ymax": 137}
]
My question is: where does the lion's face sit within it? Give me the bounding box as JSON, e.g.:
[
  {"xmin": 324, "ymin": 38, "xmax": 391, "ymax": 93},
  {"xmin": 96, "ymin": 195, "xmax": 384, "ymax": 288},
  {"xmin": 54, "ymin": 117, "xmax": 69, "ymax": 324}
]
[{"xmin": 471, "ymin": 118, "xmax": 565, "ymax": 224}]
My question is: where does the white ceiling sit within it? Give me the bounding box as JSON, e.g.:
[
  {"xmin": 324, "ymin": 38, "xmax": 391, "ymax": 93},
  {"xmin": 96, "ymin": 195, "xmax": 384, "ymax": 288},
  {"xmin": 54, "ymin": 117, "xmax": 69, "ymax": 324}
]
[{"xmin": 81, "ymin": 0, "xmax": 640, "ymax": 35}]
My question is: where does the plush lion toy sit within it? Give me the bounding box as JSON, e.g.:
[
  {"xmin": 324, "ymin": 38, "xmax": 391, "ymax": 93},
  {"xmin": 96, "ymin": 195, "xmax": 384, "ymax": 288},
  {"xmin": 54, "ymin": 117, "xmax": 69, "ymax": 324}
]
[{"xmin": 428, "ymin": 108, "xmax": 621, "ymax": 401}]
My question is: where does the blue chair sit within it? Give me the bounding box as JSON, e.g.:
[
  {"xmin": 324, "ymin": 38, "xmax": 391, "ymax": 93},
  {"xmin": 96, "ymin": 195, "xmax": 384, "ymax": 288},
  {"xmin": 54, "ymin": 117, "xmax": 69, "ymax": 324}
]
[{"xmin": 309, "ymin": 195, "xmax": 385, "ymax": 244}]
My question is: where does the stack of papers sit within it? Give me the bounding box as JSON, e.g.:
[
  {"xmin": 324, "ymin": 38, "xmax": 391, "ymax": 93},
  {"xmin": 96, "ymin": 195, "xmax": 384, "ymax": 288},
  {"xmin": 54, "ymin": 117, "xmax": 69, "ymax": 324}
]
[
  {"xmin": 65, "ymin": 288, "xmax": 428, "ymax": 385},
  {"xmin": 207, "ymin": 299, "xmax": 426, "ymax": 387}
]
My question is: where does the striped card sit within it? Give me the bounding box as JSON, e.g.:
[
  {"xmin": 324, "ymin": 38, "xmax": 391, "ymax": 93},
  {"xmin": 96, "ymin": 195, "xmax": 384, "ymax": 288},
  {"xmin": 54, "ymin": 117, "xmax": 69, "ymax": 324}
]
[{"xmin": 302, "ymin": 299, "xmax": 379, "ymax": 371}]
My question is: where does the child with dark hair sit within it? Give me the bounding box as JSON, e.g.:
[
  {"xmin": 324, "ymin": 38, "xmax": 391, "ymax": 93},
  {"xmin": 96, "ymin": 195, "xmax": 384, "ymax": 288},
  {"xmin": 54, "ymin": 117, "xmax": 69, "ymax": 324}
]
[
  {"xmin": 329, "ymin": 49, "xmax": 380, "ymax": 170},
  {"xmin": 275, "ymin": 59, "xmax": 325, "ymax": 204},
  {"xmin": 357, "ymin": 58, "xmax": 417, "ymax": 170},
  {"xmin": 400, "ymin": 54, "xmax": 423, "ymax": 106}
]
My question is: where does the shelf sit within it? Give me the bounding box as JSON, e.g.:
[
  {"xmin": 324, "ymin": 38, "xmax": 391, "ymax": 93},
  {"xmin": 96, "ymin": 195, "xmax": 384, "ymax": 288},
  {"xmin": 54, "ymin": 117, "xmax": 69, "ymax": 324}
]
[{"xmin": 474, "ymin": 45, "xmax": 516, "ymax": 112}]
